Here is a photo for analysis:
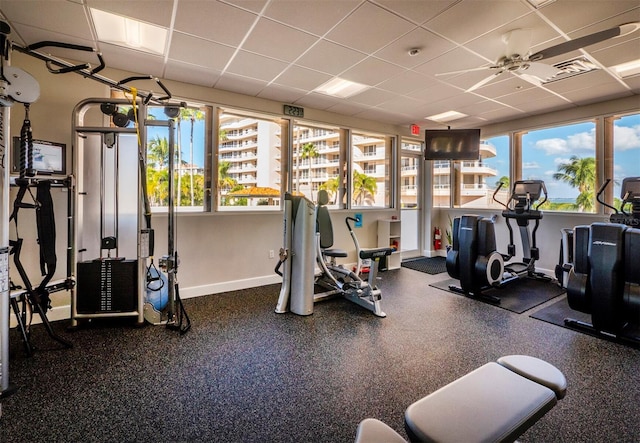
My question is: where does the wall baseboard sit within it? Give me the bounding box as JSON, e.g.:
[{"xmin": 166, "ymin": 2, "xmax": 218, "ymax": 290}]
[{"xmin": 10, "ymin": 274, "xmax": 283, "ymax": 327}]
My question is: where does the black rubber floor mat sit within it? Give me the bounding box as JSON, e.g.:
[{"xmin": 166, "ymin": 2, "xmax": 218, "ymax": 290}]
[
  {"xmin": 430, "ymin": 277, "xmax": 565, "ymax": 314},
  {"xmin": 401, "ymin": 256, "xmax": 447, "ymax": 275}
]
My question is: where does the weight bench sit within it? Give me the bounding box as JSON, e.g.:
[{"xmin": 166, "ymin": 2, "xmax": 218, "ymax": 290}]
[{"xmin": 355, "ymin": 355, "xmax": 567, "ymax": 443}]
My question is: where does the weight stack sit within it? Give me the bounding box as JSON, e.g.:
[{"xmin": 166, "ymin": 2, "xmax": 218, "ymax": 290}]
[{"xmin": 77, "ymin": 259, "xmax": 138, "ymax": 314}]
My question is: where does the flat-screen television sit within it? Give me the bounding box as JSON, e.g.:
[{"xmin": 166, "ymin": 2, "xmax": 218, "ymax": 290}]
[
  {"xmin": 12, "ymin": 137, "xmax": 66, "ymax": 175},
  {"xmin": 424, "ymin": 128, "xmax": 481, "ymax": 160}
]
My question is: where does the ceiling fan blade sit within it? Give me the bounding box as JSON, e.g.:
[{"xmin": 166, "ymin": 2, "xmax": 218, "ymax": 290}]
[
  {"xmin": 530, "ymin": 22, "xmax": 640, "ymax": 61},
  {"xmin": 523, "ymin": 61, "xmax": 560, "ymax": 81},
  {"xmin": 503, "ymin": 28, "xmax": 532, "ymax": 58},
  {"xmin": 466, "ymin": 71, "xmax": 504, "ymax": 92},
  {"xmin": 435, "ymin": 66, "xmax": 497, "ymax": 76}
]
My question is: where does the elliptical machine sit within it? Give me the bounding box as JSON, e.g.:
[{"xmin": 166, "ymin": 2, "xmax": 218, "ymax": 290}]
[
  {"xmin": 492, "ymin": 179, "xmax": 551, "ymax": 285},
  {"xmin": 446, "ymin": 180, "xmax": 550, "ymax": 303},
  {"xmin": 564, "ymin": 177, "xmax": 640, "ymax": 343}
]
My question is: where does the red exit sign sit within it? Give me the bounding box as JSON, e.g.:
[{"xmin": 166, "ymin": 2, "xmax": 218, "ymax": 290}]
[{"xmin": 410, "ymin": 124, "xmax": 420, "ymax": 136}]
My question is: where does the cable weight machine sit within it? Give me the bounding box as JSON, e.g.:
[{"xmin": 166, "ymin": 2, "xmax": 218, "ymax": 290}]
[{"xmin": 1, "ymin": 20, "xmax": 190, "ymax": 417}]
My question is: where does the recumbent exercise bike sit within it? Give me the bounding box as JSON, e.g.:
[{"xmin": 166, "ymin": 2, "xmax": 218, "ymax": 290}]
[
  {"xmin": 446, "ymin": 180, "xmax": 550, "ymax": 302},
  {"xmin": 564, "ymin": 177, "xmax": 640, "ymax": 343}
]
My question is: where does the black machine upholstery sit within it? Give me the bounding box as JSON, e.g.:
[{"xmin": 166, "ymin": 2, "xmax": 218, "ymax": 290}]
[
  {"xmin": 564, "ymin": 177, "xmax": 640, "ymax": 341},
  {"xmin": 566, "ymin": 223, "xmax": 640, "ymax": 338},
  {"xmin": 446, "ymin": 180, "xmax": 550, "ymax": 302},
  {"xmin": 446, "ymin": 215, "xmax": 503, "ymax": 296},
  {"xmin": 316, "ymin": 190, "xmax": 348, "ymax": 259}
]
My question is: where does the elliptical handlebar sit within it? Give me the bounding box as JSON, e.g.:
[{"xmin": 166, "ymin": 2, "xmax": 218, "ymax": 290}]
[
  {"xmin": 596, "ymin": 179, "xmax": 619, "ymax": 214},
  {"xmin": 534, "ymin": 182, "xmax": 548, "ymax": 211},
  {"xmin": 492, "ymin": 181, "xmax": 508, "ymax": 209}
]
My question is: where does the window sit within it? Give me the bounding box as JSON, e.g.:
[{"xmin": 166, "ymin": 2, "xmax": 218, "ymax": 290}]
[
  {"xmin": 400, "ymin": 137, "xmax": 422, "ymax": 210},
  {"xmin": 432, "ymin": 160, "xmax": 450, "ymax": 208},
  {"xmin": 351, "ymin": 131, "xmax": 391, "ymax": 208},
  {"xmin": 611, "ymin": 113, "xmax": 640, "ymax": 208},
  {"xmin": 217, "ymin": 109, "xmax": 284, "ymax": 211},
  {"xmin": 459, "ymin": 135, "xmax": 510, "ymax": 209},
  {"xmin": 520, "ymin": 120, "xmax": 596, "ymax": 213},
  {"xmin": 146, "ymin": 104, "xmax": 210, "ymax": 212},
  {"xmin": 292, "ymin": 122, "xmax": 341, "ymax": 205}
]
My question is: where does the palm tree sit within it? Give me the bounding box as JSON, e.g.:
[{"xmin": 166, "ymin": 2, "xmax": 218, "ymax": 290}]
[
  {"xmin": 147, "ymin": 135, "xmax": 170, "ymax": 169},
  {"xmin": 217, "ymin": 160, "xmax": 237, "ymax": 206},
  {"xmin": 352, "ymin": 170, "xmax": 377, "ymax": 206},
  {"xmin": 298, "ymin": 142, "xmax": 318, "ymax": 200},
  {"xmin": 319, "ymin": 176, "xmax": 340, "ymax": 204},
  {"xmin": 496, "ymin": 176, "xmax": 510, "ymax": 190},
  {"xmin": 180, "ymin": 108, "xmax": 205, "ymax": 206},
  {"xmin": 553, "ymin": 156, "xmax": 596, "ymax": 212}
]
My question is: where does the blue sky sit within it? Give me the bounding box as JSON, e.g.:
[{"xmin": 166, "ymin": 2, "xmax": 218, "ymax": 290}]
[
  {"xmin": 483, "ymin": 113, "xmax": 640, "ymax": 201},
  {"xmin": 146, "ymin": 107, "xmax": 206, "ymax": 167}
]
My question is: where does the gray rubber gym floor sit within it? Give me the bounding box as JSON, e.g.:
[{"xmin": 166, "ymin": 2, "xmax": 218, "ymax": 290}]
[{"xmin": 2, "ymin": 267, "xmax": 639, "ymax": 442}]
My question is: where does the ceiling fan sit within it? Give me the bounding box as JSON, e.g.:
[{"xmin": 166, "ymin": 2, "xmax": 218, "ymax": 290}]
[{"xmin": 437, "ymin": 22, "xmax": 640, "ymax": 92}]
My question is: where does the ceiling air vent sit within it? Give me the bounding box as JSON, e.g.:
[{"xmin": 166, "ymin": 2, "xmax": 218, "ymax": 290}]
[{"xmin": 543, "ymin": 56, "xmax": 600, "ymax": 83}]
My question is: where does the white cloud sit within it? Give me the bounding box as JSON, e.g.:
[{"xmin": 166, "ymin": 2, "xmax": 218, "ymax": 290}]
[
  {"xmin": 544, "ymin": 170, "xmax": 557, "ymax": 176},
  {"xmin": 613, "ymin": 124, "xmax": 640, "ymax": 151},
  {"xmin": 523, "ymin": 161, "xmax": 540, "ymax": 169},
  {"xmin": 534, "ymin": 138, "xmax": 568, "ymax": 155},
  {"xmin": 553, "ymin": 157, "xmax": 571, "ymax": 165},
  {"xmin": 534, "ymin": 129, "xmax": 595, "ymax": 155}
]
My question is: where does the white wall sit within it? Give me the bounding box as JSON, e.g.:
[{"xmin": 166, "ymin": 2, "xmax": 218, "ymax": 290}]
[{"xmin": 6, "ymin": 52, "xmax": 399, "ymax": 323}]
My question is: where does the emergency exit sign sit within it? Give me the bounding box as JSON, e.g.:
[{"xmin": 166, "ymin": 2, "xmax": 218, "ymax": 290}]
[{"xmin": 410, "ymin": 124, "xmax": 420, "ymax": 136}]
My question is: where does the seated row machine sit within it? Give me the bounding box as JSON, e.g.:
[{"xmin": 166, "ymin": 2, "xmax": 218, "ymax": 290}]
[
  {"xmin": 565, "ymin": 177, "xmax": 640, "ymax": 343},
  {"xmin": 355, "ymin": 355, "xmax": 567, "ymax": 443},
  {"xmin": 275, "ymin": 190, "xmax": 392, "ymax": 317},
  {"xmin": 446, "ymin": 180, "xmax": 549, "ymax": 302}
]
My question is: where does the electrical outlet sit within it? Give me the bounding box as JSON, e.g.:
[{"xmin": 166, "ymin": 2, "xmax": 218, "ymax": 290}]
[{"xmin": 269, "ymin": 250, "xmax": 275, "ymax": 259}]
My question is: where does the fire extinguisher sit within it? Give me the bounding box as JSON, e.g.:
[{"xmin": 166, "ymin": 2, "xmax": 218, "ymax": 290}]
[{"xmin": 434, "ymin": 227, "xmax": 442, "ymax": 250}]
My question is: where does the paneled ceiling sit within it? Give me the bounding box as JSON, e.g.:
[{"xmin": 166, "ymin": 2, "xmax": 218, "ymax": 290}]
[{"xmin": 1, "ymin": 0, "xmax": 639, "ymax": 129}]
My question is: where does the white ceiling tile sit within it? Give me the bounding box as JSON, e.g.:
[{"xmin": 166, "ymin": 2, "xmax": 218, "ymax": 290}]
[
  {"xmin": 377, "ymin": 70, "xmax": 431, "ymax": 95},
  {"xmin": 413, "ymin": 46, "xmax": 489, "ymax": 77},
  {"xmin": 0, "ymin": 0, "xmax": 635, "ymax": 127},
  {"xmin": 562, "ymin": 83, "xmax": 634, "ymax": 106},
  {"xmin": 168, "ymin": 32, "xmax": 236, "ymax": 71},
  {"xmin": 242, "ymin": 18, "xmax": 319, "ymax": 62},
  {"xmin": 164, "ymin": 60, "xmax": 221, "ymax": 88},
  {"xmin": 2, "ymin": 0, "xmax": 92, "ymax": 40},
  {"xmin": 273, "ymin": 65, "xmax": 332, "ymax": 91},
  {"xmin": 374, "ymin": 27, "xmax": 457, "ymax": 68},
  {"xmin": 220, "ymin": 0, "xmax": 268, "ymax": 14},
  {"xmin": 325, "ymin": 2, "xmax": 417, "ymax": 53},
  {"xmin": 99, "ymin": 43, "xmax": 165, "ymax": 75},
  {"xmin": 373, "ymin": 0, "xmax": 459, "ymax": 25},
  {"xmin": 424, "ymin": 0, "xmax": 530, "ymax": 44},
  {"xmin": 225, "ymin": 50, "xmax": 289, "ymax": 82},
  {"xmin": 174, "ymin": 1, "xmax": 258, "ymax": 46},
  {"xmin": 295, "ymin": 40, "xmax": 367, "ymax": 75},
  {"xmin": 536, "ymin": 1, "xmax": 639, "ymax": 35},
  {"xmin": 341, "ymin": 57, "xmax": 406, "ymax": 86},
  {"xmin": 348, "ymin": 88, "xmax": 399, "ymax": 107},
  {"xmin": 214, "ymin": 73, "xmax": 268, "ymax": 96},
  {"xmin": 263, "ymin": 0, "xmax": 360, "ymax": 36},
  {"xmin": 294, "ymin": 92, "xmax": 342, "ymax": 110},
  {"xmin": 11, "ymin": 23, "xmax": 96, "ymax": 54},
  {"xmin": 257, "ymin": 84, "xmax": 308, "ymax": 103},
  {"xmin": 326, "ymin": 101, "xmax": 372, "ymax": 116}
]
